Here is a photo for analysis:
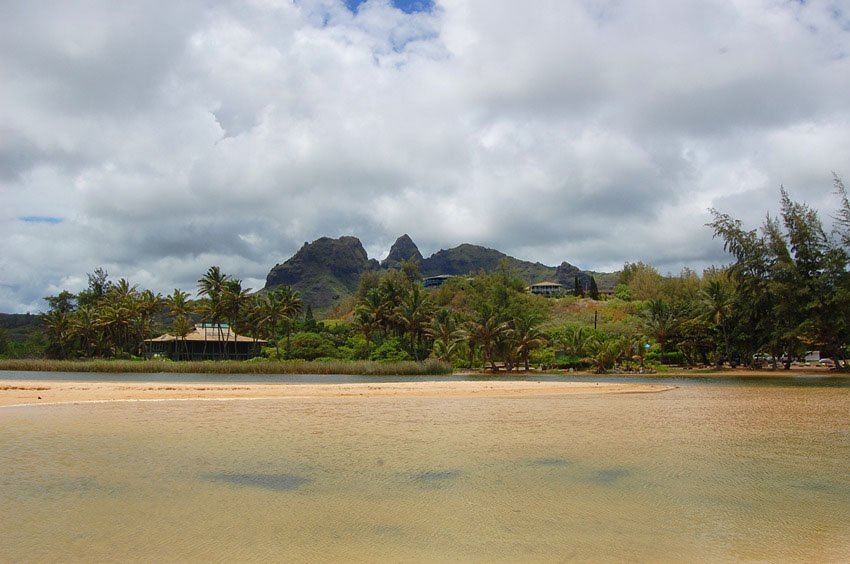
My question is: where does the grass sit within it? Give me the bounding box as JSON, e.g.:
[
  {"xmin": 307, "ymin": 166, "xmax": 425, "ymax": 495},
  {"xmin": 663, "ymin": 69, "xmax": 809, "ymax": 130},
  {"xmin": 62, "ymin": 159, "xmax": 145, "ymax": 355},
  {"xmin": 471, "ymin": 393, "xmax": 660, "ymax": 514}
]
[{"xmin": 0, "ymin": 358, "xmax": 454, "ymax": 376}]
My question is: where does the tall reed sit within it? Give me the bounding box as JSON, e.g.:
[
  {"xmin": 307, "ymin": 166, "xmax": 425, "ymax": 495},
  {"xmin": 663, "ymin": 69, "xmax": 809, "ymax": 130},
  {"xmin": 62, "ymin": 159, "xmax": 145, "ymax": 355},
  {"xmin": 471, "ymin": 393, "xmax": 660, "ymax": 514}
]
[{"xmin": 0, "ymin": 358, "xmax": 453, "ymax": 376}]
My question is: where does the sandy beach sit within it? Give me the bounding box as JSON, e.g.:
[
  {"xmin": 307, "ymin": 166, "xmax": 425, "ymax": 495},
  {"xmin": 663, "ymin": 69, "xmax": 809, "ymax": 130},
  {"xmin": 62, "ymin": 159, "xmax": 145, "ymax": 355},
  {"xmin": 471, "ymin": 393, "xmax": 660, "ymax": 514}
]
[{"xmin": 0, "ymin": 379, "xmax": 675, "ymax": 407}]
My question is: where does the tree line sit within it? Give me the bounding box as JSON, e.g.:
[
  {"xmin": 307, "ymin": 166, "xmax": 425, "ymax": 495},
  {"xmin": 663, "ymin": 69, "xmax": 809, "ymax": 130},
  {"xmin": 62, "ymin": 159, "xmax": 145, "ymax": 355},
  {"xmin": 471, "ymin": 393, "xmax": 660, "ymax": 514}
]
[
  {"xmin": 27, "ymin": 176, "xmax": 850, "ymax": 371},
  {"xmin": 39, "ymin": 266, "xmax": 303, "ymax": 361}
]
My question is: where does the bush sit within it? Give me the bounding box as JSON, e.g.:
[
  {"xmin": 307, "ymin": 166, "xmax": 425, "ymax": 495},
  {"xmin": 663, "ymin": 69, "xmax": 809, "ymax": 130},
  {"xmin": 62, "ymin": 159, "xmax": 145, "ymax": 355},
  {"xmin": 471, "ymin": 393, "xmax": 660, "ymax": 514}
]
[
  {"xmin": 554, "ymin": 353, "xmax": 593, "ymax": 370},
  {"xmin": 338, "ymin": 335, "xmax": 370, "ymax": 360},
  {"xmin": 369, "ymin": 337, "xmax": 412, "ymax": 362},
  {"xmin": 285, "ymin": 332, "xmax": 341, "ymax": 360},
  {"xmin": 646, "ymin": 351, "xmax": 686, "ymax": 365}
]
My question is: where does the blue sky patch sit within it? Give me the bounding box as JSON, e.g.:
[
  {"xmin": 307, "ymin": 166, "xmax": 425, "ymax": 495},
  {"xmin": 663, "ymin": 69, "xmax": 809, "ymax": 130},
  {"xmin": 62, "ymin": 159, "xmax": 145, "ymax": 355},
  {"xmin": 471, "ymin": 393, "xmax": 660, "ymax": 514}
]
[
  {"xmin": 18, "ymin": 216, "xmax": 63, "ymax": 224},
  {"xmin": 345, "ymin": 0, "xmax": 434, "ymax": 14}
]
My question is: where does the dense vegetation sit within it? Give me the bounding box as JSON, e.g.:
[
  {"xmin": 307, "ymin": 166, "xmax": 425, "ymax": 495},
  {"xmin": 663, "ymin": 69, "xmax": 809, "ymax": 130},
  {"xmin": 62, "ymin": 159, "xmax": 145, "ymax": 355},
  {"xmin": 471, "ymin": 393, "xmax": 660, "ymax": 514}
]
[
  {"xmin": 0, "ymin": 358, "xmax": 451, "ymax": 376},
  {"xmin": 4, "ymin": 177, "xmax": 849, "ymax": 373}
]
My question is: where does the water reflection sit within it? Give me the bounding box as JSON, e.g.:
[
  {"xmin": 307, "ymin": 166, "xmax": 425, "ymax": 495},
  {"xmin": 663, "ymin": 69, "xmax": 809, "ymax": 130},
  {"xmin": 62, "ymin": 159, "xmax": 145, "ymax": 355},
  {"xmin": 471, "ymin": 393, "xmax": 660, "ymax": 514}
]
[
  {"xmin": 411, "ymin": 469, "xmax": 463, "ymax": 488},
  {"xmin": 529, "ymin": 457, "xmax": 572, "ymax": 466},
  {"xmin": 1, "ymin": 383, "xmax": 848, "ymax": 562},
  {"xmin": 590, "ymin": 467, "xmax": 633, "ymax": 484},
  {"xmin": 203, "ymin": 472, "xmax": 310, "ymax": 491}
]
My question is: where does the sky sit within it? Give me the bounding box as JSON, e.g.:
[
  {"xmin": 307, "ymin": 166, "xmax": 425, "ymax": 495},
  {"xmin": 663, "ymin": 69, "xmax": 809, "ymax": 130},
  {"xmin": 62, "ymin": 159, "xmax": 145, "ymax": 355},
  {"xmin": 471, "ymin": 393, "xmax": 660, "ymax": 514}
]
[{"xmin": 2, "ymin": 0, "xmax": 850, "ymax": 313}]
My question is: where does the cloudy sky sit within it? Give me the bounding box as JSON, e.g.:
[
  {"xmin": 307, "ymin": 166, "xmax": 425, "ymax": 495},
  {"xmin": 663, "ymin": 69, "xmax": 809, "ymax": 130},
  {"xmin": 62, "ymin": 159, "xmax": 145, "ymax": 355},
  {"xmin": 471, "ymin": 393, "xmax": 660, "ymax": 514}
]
[{"xmin": 2, "ymin": 0, "xmax": 849, "ymax": 312}]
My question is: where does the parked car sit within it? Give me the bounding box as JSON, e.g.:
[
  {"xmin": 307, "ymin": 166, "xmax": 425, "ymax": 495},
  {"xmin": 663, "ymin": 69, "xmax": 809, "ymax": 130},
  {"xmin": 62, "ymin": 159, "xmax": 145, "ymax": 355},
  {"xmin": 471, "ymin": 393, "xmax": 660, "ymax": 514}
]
[{"xmin": 819, "ymin": 358, "xmax": 835, "ymax": 367}]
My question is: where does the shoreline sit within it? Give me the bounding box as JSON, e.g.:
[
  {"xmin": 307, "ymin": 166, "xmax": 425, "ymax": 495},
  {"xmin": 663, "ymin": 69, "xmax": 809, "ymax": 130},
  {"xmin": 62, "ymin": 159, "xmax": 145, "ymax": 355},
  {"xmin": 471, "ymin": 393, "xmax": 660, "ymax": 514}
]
[{"xmin": 0, "ymin": 380, "xmax": 675, "ymax": 408}]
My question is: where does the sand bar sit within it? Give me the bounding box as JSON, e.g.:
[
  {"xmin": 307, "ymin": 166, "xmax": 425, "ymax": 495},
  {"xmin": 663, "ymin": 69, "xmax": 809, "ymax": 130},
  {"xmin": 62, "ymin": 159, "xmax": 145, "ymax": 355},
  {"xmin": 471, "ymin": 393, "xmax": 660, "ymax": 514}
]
[{"xmin": 0, "ymin": 379, "xmax": 674, "ymax": 407}]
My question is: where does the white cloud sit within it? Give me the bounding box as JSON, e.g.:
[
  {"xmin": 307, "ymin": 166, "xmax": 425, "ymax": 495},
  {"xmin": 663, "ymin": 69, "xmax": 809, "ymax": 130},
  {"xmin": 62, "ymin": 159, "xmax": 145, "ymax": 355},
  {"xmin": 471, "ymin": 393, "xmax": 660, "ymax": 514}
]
[{"xmin": 1, "ymin": 0, "xmax": 849, "ymax": 311}]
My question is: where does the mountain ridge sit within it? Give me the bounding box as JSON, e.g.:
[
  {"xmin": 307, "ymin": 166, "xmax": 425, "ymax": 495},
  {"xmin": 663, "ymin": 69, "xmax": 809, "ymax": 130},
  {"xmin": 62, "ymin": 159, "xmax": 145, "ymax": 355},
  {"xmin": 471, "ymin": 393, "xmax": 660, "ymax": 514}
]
[{"xmin": 265, "ymin": 234, "xmax": 618, "ymax": 311}]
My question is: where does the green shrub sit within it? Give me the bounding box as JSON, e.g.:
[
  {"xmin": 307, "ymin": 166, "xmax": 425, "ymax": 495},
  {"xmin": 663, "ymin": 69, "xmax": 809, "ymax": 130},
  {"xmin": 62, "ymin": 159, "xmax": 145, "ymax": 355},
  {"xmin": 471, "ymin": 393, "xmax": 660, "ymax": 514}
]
[
  {"xmin": 647, "ymin": 351, "xmax": 686, "ymax": 365},
  {"xmin": 285, "ymin": 332, "xmax": 341, "ymax": 360},
  {"xmin": 369, "ymin": 337, "xmax": 412, "ymax": 362},
  {"xmin": 554, "ymin": 354, "xmax": 593, "ymax": 370}
]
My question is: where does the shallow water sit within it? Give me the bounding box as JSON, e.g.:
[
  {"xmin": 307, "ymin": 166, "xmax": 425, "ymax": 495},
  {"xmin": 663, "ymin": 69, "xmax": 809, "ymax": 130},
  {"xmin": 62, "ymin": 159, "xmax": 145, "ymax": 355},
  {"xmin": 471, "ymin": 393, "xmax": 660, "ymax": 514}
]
[{"xmin": 1, "ymin": 380, "xmax": 849, "ymax": 562}]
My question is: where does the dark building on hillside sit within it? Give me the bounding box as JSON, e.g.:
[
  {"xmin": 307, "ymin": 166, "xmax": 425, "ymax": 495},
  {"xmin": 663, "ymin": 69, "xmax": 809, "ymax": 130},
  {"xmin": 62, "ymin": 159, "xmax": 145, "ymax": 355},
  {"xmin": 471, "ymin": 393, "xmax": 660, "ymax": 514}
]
[
  {"xmin": 423, "ymin": 275, "xmax": 454, "ymax": 288},
  {"xmin": 144, "ymin": 324, "xmax": 265, "ymax": 361}
]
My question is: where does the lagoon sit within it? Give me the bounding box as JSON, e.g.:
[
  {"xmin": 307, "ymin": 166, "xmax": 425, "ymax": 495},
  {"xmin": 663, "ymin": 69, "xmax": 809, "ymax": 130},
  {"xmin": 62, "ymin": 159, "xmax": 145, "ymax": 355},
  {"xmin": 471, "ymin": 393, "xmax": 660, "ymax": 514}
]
[{"xmin": 1, "ymin": 376, "xmax": 848, "ymax": 562}]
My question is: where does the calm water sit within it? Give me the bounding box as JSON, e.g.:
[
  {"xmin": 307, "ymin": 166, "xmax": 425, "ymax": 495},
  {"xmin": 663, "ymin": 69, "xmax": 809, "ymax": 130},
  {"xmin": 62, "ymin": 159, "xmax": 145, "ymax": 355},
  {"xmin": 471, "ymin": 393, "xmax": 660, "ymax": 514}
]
[{"xmin": 1, "ymin": 377, "xmax": 849, "ymax": 562}]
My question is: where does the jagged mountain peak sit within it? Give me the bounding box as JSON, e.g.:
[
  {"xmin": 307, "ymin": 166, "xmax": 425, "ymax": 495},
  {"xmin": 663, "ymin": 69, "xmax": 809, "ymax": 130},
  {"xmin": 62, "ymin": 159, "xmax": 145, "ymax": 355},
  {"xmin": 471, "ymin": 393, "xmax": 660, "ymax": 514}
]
[
  {"xmin": 381, "ymin": 234, "xmax": 423, "ymax": 269},
  {"xmin": 264, "ymin": 235, "xmax": 617, "ymax": 312}
]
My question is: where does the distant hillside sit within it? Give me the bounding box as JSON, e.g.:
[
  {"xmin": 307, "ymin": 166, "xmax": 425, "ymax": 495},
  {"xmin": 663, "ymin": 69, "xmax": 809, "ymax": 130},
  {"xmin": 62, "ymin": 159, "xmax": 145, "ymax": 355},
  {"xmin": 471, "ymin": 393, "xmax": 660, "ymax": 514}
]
[
  {"xmin": 265, "ymin": 236, "xmax": 379, "ymax": 310},
  {"xmin": 264, "ymin": 234, "xmax": 619, "ymax": 312},
  {"xmin": 0, "ymin": 313, "xmax": 43, "ymax": 342}
]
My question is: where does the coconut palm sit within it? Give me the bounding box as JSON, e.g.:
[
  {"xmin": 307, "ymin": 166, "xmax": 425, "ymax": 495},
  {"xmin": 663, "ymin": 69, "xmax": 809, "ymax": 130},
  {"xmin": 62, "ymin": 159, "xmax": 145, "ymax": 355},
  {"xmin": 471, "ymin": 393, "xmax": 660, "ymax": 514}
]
[
  {"xmin": 465, "ymin": 306, "xmax": 510, "ymax": 371},
  {"xmin": 72, "ymin": 305, "xmax": 99, "ymax": 357},
  {"xmin": 353, "ymin": 307, "xmax": 379, "ymax": 358},
  {"xmin": 396, "ymin": 284, "xmax": 433, "ymax": 360},
  {"xmin": 643, "ymin": 299, "xmax": 677, "ymax": 353},
  {"xmin": 135, "ymin": 289, "xmax": 161, "ymax": 356},
  {"xmin": 219, "ymin": 279, "xmax": 251, "ymax": 358},
  {"xmin": 700, "ymin": 279, "xmax": 734, "ymax": 367},
  {"xmin": 165, "ymin": 289, "xmax": 194, "ymax": 318},
  {"xmin": 41, "ymin": 309, "xmax": 73, "ymax": 359},
  {"xmin": 274, "ymin": 286, "xmax": 303, "ymax": 357},
  {"xmin": 197, "ymin": 266, "xmax": 230, "ymax": 356},
  {"xmin": 165, "ymin": 289, "xmax": 195, "ymax": 359},
  {"xmin": 426, "ymin": 309, "xmax": 464, "ymax": 363},
  {"xmin": 356, "ymin": 288, "xmax": 387, "ymax": 337},
  {"xmin": 513, "ymin": 312, "xmax": 547, "ymax": 371},
  {"xmin": 589, "ymin": 338, "xmax": 623, "ymax": 374}
]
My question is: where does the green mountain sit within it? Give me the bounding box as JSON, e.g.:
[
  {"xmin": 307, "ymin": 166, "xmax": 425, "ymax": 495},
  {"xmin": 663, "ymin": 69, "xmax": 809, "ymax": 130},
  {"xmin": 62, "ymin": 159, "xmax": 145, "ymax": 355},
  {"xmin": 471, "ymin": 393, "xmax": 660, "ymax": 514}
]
[
  {"xmin": 421, "ymin": 243, "xmax": 554, "ymax": 281},
  {"xmin": 264, "ymin": 234, "xmax": 618, "ymax": 311},
  {"xmin": 0, "ymin": 313, "xmax": 43, "ymax": 343},
  {"xmin": 264, "ymin": 236, "xmax": 379, "ymax": 310},
  {"xmin": 380, "ymin": 233, "xmax": 423, "ymax": 269}
]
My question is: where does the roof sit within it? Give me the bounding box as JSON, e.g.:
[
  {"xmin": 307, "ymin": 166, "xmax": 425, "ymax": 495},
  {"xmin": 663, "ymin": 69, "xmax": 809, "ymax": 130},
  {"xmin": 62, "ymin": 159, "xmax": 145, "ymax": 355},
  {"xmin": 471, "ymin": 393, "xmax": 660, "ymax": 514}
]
[
  {"xmin": 531, "ymin": 282, "xmax": 563, "ymax": 287},
  {"xmin": 146, "ymin": 326, "xmax": 265, "ymax": 343}
]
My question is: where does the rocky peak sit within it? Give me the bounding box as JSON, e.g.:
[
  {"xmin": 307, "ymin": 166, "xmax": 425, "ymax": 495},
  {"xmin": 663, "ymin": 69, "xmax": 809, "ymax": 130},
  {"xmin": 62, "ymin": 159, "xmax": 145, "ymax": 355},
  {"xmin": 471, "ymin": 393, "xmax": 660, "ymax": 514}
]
[
  {"xmin": 381, "ymin": 234, "xmax": 423, "ymax": 269},
  {"xmin": 265, "ymin": 236, "xmax": 378, "ymax": 303},
  {"xmin": 555, "ymin": 261, "xmax": 591, "ymax": 289}
]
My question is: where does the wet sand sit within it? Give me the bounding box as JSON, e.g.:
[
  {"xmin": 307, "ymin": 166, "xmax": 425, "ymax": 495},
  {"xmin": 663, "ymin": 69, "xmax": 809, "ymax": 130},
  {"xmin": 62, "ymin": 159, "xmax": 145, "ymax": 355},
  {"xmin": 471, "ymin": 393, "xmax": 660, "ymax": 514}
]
[{"xmin": 0, "ymin": 380, "xmax": 674, "ymax": 407}]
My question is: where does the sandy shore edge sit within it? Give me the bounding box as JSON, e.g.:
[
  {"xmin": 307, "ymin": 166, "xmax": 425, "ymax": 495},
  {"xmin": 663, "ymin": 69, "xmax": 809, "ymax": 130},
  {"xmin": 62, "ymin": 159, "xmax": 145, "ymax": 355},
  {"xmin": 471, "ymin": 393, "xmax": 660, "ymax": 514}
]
[{"xmin": 0, "ymin": 380, "xmax": 675, "ymax": 407}]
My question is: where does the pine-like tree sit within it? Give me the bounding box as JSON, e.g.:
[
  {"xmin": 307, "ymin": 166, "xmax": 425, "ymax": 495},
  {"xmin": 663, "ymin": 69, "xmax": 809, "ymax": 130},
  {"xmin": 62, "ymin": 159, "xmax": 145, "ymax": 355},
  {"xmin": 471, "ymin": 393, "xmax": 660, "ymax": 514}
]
[{"xmin": 589, "ymin": 276, "xmax": 600, "ymax": 300}]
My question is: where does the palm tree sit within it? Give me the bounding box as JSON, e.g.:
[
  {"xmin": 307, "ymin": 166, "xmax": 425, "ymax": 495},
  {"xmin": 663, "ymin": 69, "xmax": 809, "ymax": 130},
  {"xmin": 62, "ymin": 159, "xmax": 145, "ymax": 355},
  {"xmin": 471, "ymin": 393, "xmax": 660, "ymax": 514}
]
[
  {"xmin": 165, "ymin": 289, "xmax": 195, "ymax": 360},
  {"xmin": 197, "ymin": 266, "xmax": 229, "ymax": 357},
  {"xmin": 466, "ymin": 306, "xmax": 510, "ymax": 371},
  {"xmin": 171, "ymin": 315, "xmax": 193, "ymax": 360},
  {"xmin": 135, "ymin": 289, "xmax": 161, "ymax": 356},
  {"xmin": 700, "ymin": 279, "xmax": 734, "ymax": 367},
  {"xmin": 378, "ymin": 275, "xmax": 406, "ymax": 336},
  {"xmin": 41, "ymin": 309, "xmax": 72, "ymax": 359},
  {"xmin": 97, "ymin": 297, "xmax": 132, "ymax": 356},
  {"xmin": 513, "ymin": 312, "xmax": 547, "ymax": 371},
  {"xmin": 165, "ymin": 289, "xmax": 194, "ymax": 318},
  {"xmin": 396, "ymin": 284, "xmax": 432, "ymax": 360},
  {"xmin": 356, "ymin": 288, "xmax": 387, "ymax": 337},
  {"xmin": 426, "ymin": 309, "xmax": 464, "ymax": 363},
  {"xmin": 275, "ymin": 286, "xmax": 303, "ymax": 357},
  {"xmin": 197, "ymin": 266, "xmax": 228, "ymax": 299},
  {"xmin": 72, "ymin": 305, "xmax": 99, "ymax": 357},
  {"xmin": 589, "ymin": 338, "xmax": 623, "ymax": 374},
  {"xmin": 643, "ymin": 299, "xmax": 677, "ymax": 354},
  {"xmin": 221, "ymin": 279, "xmax": 251, "ymax": 358},
  {"xmin": 353, "ymin": 307, "xmax": 379, "ymax": 359}
]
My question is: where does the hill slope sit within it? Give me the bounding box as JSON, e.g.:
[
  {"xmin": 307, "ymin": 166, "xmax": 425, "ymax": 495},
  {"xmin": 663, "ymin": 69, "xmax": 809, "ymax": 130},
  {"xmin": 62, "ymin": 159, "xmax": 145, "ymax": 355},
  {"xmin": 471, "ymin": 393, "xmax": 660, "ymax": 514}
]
[{"xmin": 264, "ymin": 234, "xmax": 618, "ymax": 311}]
